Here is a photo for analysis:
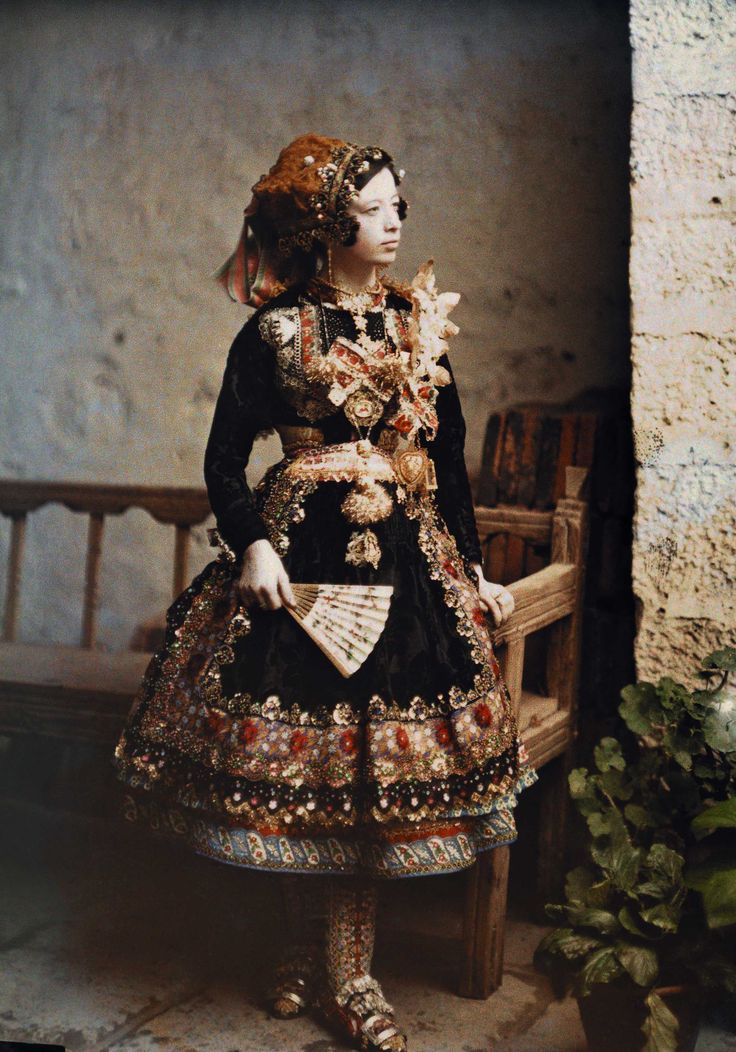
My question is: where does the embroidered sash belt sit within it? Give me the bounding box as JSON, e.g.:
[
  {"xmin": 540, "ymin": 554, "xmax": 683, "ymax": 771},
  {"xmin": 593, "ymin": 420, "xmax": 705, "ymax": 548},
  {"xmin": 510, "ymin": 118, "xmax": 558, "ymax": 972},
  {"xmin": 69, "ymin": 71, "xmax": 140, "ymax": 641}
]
[
  {"xmin": 275, "ymin": 426, "xmax": 434, "ymax": 493},
  {"xmin": 282, "ymin": 439, "xmax": 398, "ymax": 485}
]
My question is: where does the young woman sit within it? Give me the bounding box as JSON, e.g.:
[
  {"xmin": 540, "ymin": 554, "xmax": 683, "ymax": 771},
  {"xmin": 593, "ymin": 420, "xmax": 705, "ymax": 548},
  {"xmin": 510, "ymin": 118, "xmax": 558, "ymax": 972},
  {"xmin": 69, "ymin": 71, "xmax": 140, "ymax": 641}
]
[{"xmin": 113, "ymin": 133, "xmax": 537, "ymax": 1051}]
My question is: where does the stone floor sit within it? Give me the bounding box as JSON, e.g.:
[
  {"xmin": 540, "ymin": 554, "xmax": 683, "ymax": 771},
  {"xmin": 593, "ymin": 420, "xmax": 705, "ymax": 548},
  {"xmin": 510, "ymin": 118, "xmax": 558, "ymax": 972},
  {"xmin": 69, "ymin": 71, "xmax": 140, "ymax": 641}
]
[{"xmin": 0, "ymin": 792, "xmax": 733, "ymax": 1052}]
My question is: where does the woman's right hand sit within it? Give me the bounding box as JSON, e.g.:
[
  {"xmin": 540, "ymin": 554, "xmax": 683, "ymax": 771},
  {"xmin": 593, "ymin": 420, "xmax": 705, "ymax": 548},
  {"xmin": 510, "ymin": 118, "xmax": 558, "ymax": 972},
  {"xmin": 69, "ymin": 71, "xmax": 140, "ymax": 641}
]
[{"xmin": 238, "ymin": 538, "xmax": 296, "ymax": 611}]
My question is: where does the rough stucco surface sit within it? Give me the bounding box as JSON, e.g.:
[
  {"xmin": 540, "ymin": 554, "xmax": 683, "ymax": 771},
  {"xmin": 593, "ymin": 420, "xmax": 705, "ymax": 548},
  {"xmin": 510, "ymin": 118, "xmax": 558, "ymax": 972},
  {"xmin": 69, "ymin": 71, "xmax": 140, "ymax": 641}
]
[
  {"xmin": 629, "ymin": 0, "xmax": 736, "ymax": 684},
  {"xmin": 0, "ymin": 1, "xmax": 629, "ymax": 649}
]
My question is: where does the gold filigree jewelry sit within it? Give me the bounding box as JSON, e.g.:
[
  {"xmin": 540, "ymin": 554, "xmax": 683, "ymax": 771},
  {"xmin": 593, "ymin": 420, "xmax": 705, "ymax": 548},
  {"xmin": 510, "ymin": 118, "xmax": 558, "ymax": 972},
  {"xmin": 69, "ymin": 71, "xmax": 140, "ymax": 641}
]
[
  {"xmin": 315, "ymin": 291, "xmax": 397, "ymax": 570},
  {"xmin": 344, "ymin": 391, "xmax": 384, "ymax": 430},
  {"xmin": 392, "ymin": 442, "xmax": 437, "ymax": 495},
  {"xmin": 341, "ymin": 478, "xmax": 394, "ymax": 525},
  {"xmin": 345, "ymin": 528, "xmax": 382, "ymax": 569},
  {"xmin": 330, "ymin": 283, "xmax": 386, "ymax": 316}
]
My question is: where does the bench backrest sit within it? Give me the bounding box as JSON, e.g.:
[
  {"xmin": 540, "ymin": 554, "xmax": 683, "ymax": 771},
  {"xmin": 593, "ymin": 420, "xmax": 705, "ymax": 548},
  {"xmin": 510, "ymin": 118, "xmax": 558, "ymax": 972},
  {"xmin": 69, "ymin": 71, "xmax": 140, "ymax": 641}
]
[
  {"xmin": 473, "ymin": 464, "xmax": 590, "ymax": 727},
  {"xmin": 0, "ymin": 481, "xmax": 212, "ymax": 649}
]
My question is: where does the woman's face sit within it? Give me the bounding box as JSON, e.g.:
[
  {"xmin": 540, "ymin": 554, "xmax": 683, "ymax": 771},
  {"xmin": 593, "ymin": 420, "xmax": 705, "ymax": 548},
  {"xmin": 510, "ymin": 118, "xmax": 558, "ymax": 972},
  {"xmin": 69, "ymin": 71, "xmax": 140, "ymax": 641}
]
[{"xmin": 342, "ymin": 165, "xmax": 402, "ymax": 266}]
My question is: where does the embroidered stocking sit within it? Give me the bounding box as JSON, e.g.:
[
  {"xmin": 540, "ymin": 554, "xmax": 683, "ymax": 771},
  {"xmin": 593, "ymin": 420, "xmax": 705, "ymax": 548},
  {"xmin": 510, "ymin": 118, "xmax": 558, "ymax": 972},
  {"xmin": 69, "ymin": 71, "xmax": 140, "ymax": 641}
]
[{"xmin": 324, "ymin": 876, "xmax": 397, "ymax": 1023}]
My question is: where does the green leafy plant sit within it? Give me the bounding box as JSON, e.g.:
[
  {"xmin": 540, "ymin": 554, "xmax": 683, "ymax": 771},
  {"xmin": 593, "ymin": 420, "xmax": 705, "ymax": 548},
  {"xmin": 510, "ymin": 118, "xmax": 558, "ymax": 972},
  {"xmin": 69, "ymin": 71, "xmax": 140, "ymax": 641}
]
[
  {"xmin": 686, "ymin": 795, "xmax": 736, "ymax": 929},
  {"xmin": 534, "ymin": 646, "xmax": 736, "ymax": 1051}
]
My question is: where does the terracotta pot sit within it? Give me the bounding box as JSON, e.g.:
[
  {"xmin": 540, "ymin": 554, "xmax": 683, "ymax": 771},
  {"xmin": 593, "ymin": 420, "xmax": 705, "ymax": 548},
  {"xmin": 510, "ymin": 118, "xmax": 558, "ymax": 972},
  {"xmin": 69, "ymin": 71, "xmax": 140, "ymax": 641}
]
[{"xmin": 576, "ymin": 982, "xmax": 700, "ymax": 1052}]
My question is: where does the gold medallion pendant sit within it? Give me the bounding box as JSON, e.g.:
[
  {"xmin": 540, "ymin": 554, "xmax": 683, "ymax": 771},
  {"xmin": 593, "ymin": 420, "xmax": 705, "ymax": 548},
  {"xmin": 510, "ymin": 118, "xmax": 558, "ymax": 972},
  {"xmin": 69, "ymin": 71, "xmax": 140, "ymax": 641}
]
[
  {"xmin": 343, "ymin": 391, "xmax": 384, "ymax": 430},
  {"xmin": 392, "ymin": 442, "xmax": 437, "ymax": 495}
]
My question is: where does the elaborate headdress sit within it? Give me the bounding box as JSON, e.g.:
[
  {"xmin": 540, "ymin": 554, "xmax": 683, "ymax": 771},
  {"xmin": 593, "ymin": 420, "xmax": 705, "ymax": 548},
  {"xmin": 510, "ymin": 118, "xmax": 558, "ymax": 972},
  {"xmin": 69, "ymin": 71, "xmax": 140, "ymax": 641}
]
[{"xmin": 214, "ymin": 133, "xmax": 407, "ymax": 308}]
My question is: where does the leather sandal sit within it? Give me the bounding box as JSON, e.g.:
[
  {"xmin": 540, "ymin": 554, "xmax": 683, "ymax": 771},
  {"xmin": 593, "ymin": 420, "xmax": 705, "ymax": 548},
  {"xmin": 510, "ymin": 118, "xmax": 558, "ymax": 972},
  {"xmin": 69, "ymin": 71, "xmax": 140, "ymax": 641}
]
[
  {"xmin": 264, "ymin": 943, "xmax": 320, "ymax": 1019},
  {"xmin": 316, "ymin": 972, "xmax": 408, "ymax": 1051}
]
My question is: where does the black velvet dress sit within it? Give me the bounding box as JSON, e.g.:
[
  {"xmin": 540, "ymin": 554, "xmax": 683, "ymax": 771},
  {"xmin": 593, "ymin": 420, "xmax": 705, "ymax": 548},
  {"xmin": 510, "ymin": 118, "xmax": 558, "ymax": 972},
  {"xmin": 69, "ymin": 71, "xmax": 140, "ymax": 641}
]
[{"xmin": 112, "ymin": 279, "xmax": 537, "ymax": 879}]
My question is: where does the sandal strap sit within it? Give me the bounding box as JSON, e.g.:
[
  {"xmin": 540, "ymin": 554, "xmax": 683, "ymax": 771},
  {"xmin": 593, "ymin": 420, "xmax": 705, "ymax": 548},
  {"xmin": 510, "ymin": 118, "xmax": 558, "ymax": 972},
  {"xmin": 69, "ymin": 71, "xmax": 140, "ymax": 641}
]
[
  {"xmin": 273, "ymin": 989, "xmax": 309, "ymax": 1009},
  {"xmin": 266, "ymin": 947, "xmax": 319, "ymax": 1008},
  {"xmin": 361, "ymin": 1012, "xmax": 401, "ymax": 1041},
  {"xmin": 327, "ymin": 973, "xmax": 405, "ymax": 1049}
]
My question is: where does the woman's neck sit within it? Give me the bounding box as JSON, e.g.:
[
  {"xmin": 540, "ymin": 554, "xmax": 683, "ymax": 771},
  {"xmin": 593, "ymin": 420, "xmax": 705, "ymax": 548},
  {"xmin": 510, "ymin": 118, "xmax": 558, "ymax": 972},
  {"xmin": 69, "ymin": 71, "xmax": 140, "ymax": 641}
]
[{"xmin": 328, "ymin": 257, "xmax": 379, "ymax": 294}]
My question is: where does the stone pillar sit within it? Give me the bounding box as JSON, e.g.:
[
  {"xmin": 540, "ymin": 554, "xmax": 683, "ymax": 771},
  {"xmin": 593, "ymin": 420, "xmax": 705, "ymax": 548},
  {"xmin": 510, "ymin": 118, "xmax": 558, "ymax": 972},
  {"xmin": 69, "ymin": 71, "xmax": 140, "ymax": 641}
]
[{"xmin": 629, "ymin": 0, "xmax": 736, "ymax": 681}]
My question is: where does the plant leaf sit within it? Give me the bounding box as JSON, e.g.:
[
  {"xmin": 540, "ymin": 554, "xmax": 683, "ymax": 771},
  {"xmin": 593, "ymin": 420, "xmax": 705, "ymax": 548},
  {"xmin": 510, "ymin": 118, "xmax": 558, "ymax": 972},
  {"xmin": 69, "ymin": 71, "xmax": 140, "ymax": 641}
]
[
  {"xmin": 663, "ymin": 728, "xmax": 694, "ymax": 771},
  {"xmin": 600, "ymin": 767, "xmax": 634, "ymax": 801},
  {"xmin": 642, "ymin": 991, "xmax": 679, "ymax": 1052},
  {"xmin": 703, "ymin": 709, "xmax": 736, "ymax": 753},
  {"xmin": 568, "ymin": 767, "xmax": 589, "ymax": 797},
  {"xmin": 565, "ymin": 866, "xmax": 594, "ymax": 905},
  {"xmin": 640, "ymin": 843, "xmax": 684, "ymax": 898},
  {"xmin": 640, "ymin": 903, "xmax": 680, "ymax": 932},
  {"xmin": 618, "ymin": 906, "xmax": 654, "ymax": 940},
  {"xmin": 685, "ymin": 858, "xmax": 736, "ymax": 929},
  {"xmin": 587, "ymin": 811, "xmax": 613, "ymax": 837},
  {"xmin": 691, "ymin": 797, "xmax": 736, "ymax": 835},
  {"xmin": 616, "ymin": 942, "xmax": 659, "ymax": 987},
  {"xmin": 625, "ymin": 804, "xmax": 653, "ymax": 829},
  {"xmin": 544, "ymin": 904, "xmax": 568, "ymax": 922},
  {"xmin": 609, "ymin": 841, "xmax": 644, "ymax": 894},
  {"xmin": 702, "ymin": 646, "xmax": 736, "ymax": 673},
  {"xmin": 535, "ymin": 927, "xmax": 604, "ymax": 962},
  {"xmin": 564, "ymin": 907, "xmax": 620, "ymax": 934},
  {"xmin": 594, "ymin": 737, "xmax": 627, "ymax": 772},
  {"xmin": 656, "ymin": 677, "xmax": 692, "ymax": 712},
  {"xmin": 576, "ymin": 947, "xmax": 624, "ymax": 997},
  {"xmin": 568, "ymin": 768, "xmax": 601, "ymax": 816},
  {"xmin": 619, "ymin": 682, "xmax": 662, "ymax": 735}
]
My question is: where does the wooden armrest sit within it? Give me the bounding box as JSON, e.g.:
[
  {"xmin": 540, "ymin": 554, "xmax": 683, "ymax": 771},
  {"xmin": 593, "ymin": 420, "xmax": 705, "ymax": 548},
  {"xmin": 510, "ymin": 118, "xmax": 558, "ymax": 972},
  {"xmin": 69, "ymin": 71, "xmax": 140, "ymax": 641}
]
[{"xmin": 490, "ymin": 563, "xmax": 577, "ymax": 643}]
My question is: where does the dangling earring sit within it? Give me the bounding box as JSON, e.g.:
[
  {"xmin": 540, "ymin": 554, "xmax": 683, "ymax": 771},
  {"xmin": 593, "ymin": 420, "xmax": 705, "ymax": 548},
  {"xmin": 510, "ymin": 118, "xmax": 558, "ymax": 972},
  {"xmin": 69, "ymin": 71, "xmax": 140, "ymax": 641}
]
[{"xmin": 327, "ymin": 243, "xmax": 334, "ymax": 286}]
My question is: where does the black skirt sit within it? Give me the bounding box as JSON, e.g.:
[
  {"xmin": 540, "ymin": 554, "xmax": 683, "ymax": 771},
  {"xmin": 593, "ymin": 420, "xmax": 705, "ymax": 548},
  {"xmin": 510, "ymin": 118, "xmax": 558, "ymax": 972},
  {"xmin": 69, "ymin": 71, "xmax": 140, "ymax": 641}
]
[{"xmin": 112, "ymin": 454, "xmax": 537, "ymax": 879}]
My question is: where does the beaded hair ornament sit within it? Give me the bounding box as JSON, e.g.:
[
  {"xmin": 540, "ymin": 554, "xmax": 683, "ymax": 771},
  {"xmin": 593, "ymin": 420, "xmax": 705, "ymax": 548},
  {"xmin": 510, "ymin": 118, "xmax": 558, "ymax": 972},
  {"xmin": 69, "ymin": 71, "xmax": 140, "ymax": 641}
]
[{"xmin": 214, "ymin": 133, "xmax": 408, "ymax": 308}]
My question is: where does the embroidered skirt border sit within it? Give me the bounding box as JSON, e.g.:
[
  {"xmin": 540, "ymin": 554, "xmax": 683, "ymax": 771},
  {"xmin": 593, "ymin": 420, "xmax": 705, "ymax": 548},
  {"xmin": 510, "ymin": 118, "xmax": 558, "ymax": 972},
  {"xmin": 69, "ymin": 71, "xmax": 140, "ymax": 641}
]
[{"xmin": 117, "ymin": 765, "xmax": 537, "ymax": 879}]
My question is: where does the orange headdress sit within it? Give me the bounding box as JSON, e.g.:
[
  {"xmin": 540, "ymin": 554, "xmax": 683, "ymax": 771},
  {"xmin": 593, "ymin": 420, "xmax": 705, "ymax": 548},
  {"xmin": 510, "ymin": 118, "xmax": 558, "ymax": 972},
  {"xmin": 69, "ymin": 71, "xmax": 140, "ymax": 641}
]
[{"xmin": 214, "ymin": 133, "xmax": 407, "ymax": 308}]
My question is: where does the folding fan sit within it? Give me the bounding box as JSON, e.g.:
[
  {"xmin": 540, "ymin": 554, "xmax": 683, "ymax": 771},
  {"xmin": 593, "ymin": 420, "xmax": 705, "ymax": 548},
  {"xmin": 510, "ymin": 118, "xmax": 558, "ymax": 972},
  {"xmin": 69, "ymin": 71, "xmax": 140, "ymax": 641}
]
[{"xmin": 284, "ymin": 582, "xmax": 394, "ymax": 677}]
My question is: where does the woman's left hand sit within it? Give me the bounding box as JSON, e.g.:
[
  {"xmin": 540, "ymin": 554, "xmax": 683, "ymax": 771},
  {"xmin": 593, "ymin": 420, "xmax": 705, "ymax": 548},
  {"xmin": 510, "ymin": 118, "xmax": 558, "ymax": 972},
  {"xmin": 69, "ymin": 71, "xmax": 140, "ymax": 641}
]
[{"xmin": 471, "ymin": 564, "xmax": 515, "ymax": 627}]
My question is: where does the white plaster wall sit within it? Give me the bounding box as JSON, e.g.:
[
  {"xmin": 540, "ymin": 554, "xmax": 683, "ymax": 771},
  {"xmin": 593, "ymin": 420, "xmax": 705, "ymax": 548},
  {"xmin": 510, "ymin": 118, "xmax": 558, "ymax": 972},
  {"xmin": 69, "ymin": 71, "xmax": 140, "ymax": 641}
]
[
  {"xmin": 0, "ymin": 0, "xmax": 630, "ymax": 649},
  {"xmin": 630, "ymin": 0, "xmax": 736, "ymax": 682}
]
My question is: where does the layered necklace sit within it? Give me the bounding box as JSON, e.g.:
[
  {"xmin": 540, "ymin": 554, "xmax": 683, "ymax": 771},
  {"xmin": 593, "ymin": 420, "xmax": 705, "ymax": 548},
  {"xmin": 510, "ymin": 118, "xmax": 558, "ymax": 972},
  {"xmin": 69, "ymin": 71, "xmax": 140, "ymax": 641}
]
[
  {"xmin": 308, "ymin": 269, "xmax": 435, "ymax": 570},
  {"xmin": 314, "ymin": 272, "xmax": 393, "ymax": 443}
]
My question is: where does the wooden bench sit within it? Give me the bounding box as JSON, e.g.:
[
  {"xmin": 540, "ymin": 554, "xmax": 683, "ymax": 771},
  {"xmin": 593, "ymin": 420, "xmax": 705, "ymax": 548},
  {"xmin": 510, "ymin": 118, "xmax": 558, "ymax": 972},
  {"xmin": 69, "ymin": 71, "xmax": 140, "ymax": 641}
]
[
  {"xmin": 461, "ymin": 464, "xmax": 589, "ymax": 998},
  {"xmin": 0, "ymin": 481, "xmax": 211, "ymax": 738},
  {"xmin": 0, "ymin": 471, "xmax": 589, "ymax": 1000}
]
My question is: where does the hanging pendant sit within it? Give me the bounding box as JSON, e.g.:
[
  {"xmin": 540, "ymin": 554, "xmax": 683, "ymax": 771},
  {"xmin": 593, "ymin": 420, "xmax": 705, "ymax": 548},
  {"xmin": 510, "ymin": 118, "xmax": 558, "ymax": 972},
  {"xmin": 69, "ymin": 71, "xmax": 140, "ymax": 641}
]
[
  {"xmin": 341, "ymin": 477, "xmax": 394, "ymax": 525},
  {"xmin": 343, "ymin": 390, "xmax": 384, "ymax": 430},
  {"xmin": 345, "ymin": 528, "xmax": 382, "ymax": 569},
  {"xmin": 393, "ymin": 441, "xmax": 436, "ymax": 494}
]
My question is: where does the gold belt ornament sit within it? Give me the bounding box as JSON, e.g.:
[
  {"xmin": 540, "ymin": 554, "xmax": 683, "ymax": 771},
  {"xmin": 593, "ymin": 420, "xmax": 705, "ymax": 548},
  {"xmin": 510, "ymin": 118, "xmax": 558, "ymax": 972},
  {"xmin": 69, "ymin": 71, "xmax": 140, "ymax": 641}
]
[
  {"xmin": 278, "ymin": 426, "xmax": 436, "ymax": 494},
  {"xmin": 274, "ymin": 433, "xmax": 438, "ymax": 571}
]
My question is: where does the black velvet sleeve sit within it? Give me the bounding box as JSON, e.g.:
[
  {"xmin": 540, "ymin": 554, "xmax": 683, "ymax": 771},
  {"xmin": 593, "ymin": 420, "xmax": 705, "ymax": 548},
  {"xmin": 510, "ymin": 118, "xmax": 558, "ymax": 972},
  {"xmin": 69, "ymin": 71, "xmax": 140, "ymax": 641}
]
[
  {"xmin": 425, "ymin": 352, "xmax": 484, "ymax": 574},
  {"xmin": 203, "ymin": 316, "xmax": 275, "ymax": 561}
]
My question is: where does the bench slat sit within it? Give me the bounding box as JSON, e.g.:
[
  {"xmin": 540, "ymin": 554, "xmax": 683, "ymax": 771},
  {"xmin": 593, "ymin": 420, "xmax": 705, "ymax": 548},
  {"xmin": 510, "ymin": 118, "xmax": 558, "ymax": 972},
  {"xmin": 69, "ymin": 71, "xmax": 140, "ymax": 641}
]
[
  {"xmin": 82, "ymin": 513, "xmax": 105, "ymax": 648},
  {"xmin": 0, "ymin": 641, "xmax": 151, "ymax": 696},
  {"xmin": 0, "ymin": 642, "xmax": 152, "ymax": 742},
  {"xmin": 2, "ymin": 514, "xmax": 26, "ymax": 643}
]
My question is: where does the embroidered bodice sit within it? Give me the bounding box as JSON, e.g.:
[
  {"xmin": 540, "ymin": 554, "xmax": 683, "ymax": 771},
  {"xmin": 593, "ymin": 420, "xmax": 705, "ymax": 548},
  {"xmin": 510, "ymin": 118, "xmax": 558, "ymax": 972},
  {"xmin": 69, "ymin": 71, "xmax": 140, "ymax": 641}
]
[{"xmin": 203, "ymin": 281, "xmax": 483, "ymax": 570}]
